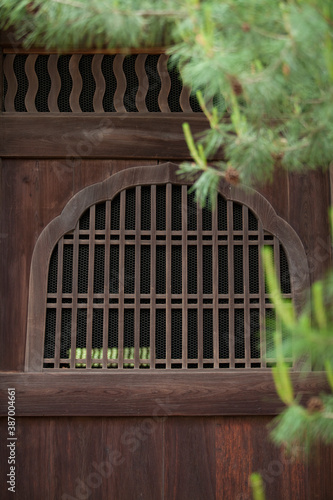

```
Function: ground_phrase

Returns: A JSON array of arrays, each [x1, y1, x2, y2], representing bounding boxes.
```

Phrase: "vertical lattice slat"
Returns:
[[134, 186, 141, 368], [69, 54, 82, 112], [70, 224, 80, 369], [157, 54, 171, 113], [3, 54, 17, 112], [25, 54, 38, 113], [92, 54, 105, 113], [258, 221, 266, 368], [227, 201, 235, 368], [182, 185, 188, 368], [113, 54, 127, 113], [86, 205, 96, 369], [118, 190, 126, 368], [54, 238, 64, 368], [150, 185, 157, 369], [197, 203, 203, 369], [48, 55, 61, 112], [102, 200, 111, 369], [243, 206, 251, 368], [212, 205, 219, 369], [166, 183, 172, 368]]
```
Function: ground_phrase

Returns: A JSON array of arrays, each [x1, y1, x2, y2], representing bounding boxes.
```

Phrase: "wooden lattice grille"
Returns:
[[43, 183, 292, 370], [3, 53, 201, 113]]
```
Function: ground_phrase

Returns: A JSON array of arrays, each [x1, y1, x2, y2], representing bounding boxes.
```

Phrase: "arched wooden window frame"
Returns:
[[25, 162, 310, 374]]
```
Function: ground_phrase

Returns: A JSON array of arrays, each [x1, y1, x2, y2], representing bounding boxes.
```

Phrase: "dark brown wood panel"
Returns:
[[0, 417, 51, 500], [308, 441, 333, 500], [216, 416, 309, 500], [103, 417, 163, 500], [0, 114, 213, 159], [287, 170, 331, 285], [165, 417, 216, 500], [0, 372, 329, 416], [50, 417, 104, 500], [0, 159, 74, 371]]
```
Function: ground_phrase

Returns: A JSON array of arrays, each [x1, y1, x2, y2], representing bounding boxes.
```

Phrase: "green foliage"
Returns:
[[172, 0, 333, 199], [1, 1, 333, 201], [262, 243, 333, 455], [250, 473, 266, 500]]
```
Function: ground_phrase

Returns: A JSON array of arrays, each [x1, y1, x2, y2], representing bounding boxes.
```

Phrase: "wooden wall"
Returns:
[[1, 415, 332, 500]]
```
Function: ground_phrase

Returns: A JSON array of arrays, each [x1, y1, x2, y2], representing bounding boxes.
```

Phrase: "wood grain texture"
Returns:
[[216, 416, 308, 500], [103, 417, 163, 500], [0, 159, 74, 371], [288, 169, 331, 285], [1, 417, 51, 500], [0, 372, 329, 416], [165, 417, 216, 500], [50, 417, 104, 499], [0, 114, 214, 159]]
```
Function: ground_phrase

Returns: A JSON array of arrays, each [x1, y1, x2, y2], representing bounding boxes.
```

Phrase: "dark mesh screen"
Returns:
[[43, 183, 293, 370]]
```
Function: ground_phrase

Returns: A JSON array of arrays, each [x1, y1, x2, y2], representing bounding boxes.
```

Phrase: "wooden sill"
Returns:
[[0, 371, 329, 417]]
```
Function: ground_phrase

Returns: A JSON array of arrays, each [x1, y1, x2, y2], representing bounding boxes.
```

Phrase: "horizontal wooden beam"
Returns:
[[0, 114, 217, 160], [0, 371, 329, 416]]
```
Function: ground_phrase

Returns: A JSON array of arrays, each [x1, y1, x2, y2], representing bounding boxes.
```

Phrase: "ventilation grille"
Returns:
[[3, 54, 201, 113], [43, 184, 292, 370]]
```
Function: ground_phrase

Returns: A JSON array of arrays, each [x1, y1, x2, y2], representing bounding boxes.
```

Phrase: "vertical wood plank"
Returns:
[[3, 54, 17, 112], [51, 417, 104, 500], [287, 170, 331, 285], [69, 54, 83, 112], [103, 416, 164, 500], [165, 417, 216, 500], [13, 417, 51, 500], [216, 416, 308, 500], [47, 54, 61, 112]]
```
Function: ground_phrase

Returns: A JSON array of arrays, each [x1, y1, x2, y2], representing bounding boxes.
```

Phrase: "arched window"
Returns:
[[25, 163, 309, 371]]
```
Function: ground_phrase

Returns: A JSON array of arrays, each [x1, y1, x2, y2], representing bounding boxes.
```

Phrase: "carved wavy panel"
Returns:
[[2, 54, 201, 113]]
